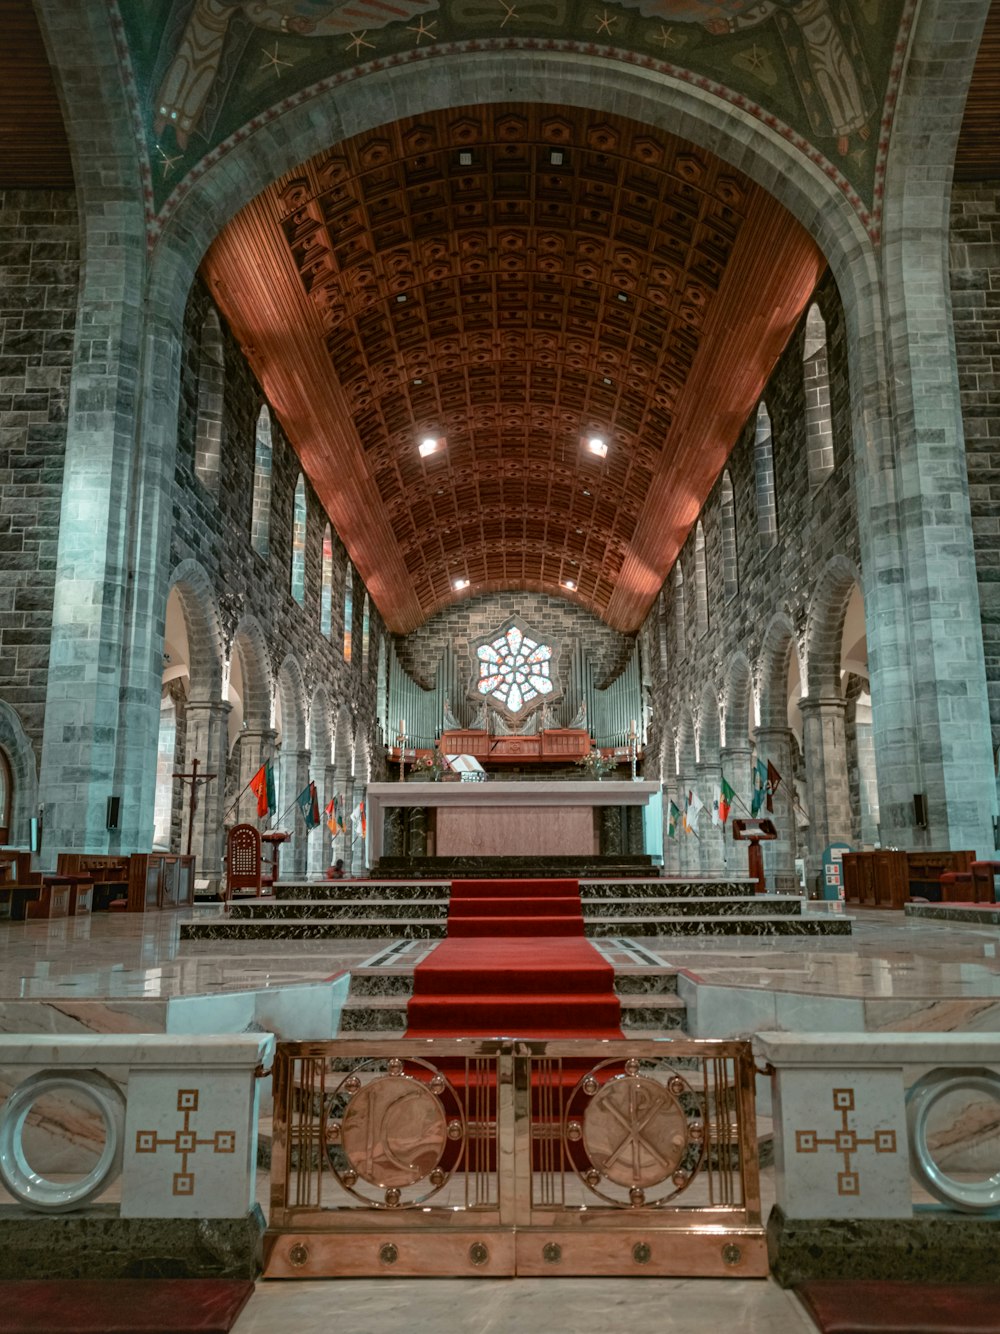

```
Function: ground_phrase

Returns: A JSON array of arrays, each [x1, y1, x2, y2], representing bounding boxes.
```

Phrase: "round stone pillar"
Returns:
[[235, 728, 277, 827], [183, 699, 231, 891], [799, 697, 853, 882], [752, 727, 797, 892], [719, 745, 752, 879]]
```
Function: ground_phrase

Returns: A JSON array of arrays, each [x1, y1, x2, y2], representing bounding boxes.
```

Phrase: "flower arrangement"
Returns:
[[575, 747, 616, 780], [413, 751, 449, 781]]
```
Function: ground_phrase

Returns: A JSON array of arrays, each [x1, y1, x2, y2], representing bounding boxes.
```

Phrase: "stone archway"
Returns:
[[721, 651, 755, 877], [275, 656, 309, 875], [309, 686, 334, 877], [755, 614, 802, 891], [228, 617, 274, 827], [0, 701, 38, 849]]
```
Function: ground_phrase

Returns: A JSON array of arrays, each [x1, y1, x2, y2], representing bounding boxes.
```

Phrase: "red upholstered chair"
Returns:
[[972, 860, 1000, 903], [225, 823, 262, 901]]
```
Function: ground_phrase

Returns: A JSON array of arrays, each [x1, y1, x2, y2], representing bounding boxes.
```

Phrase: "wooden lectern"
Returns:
[[731, 817, 777, 894]]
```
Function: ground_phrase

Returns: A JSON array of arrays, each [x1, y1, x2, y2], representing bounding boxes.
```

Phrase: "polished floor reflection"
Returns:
[[1, 903, 998, 1004]]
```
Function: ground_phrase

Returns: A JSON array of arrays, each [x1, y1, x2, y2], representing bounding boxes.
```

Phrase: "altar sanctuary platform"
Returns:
[[364, 778, 660, 862]]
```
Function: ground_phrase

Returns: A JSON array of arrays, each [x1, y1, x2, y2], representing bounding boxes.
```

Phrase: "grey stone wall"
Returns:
[[645, 270, 861, 871], [170, 280, 387, 826], [950, 182, 1000, 763], [0, 190, 79, 760], [396, 590, 634, 708]]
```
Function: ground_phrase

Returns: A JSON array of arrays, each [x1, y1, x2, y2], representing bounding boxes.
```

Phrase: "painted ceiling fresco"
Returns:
[[118, 0, 911, 237]]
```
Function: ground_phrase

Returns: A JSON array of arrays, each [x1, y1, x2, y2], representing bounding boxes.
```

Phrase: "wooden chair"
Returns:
[[226, 824, 262, 901]]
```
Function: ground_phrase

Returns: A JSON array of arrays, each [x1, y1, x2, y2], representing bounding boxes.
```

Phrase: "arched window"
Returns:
[[720, 470, 738, 602], [803, 303, 834, 487], [290, 474, 306, 605], [251, 405, 273, 558], [754, 401, 777, 550], [0, 747, 12, 845], [361, 593, 370, 677], [343, 564, 354, 662], [195, 308, 224, 496], [320, 524, 333, 637], [673, 564, 686, 658], [694, 521, 709, 637]]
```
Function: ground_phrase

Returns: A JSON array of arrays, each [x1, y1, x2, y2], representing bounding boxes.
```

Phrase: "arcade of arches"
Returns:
[[1, 0, 1000, 1310]]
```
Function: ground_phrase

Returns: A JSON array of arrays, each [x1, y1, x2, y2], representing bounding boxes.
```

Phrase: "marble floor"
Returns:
[[1, 900, 998, 1003], [234, 1275, 817, 1333]]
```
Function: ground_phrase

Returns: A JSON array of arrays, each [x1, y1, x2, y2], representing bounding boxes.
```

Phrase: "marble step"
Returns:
[[374, 855, 656, 878], [582, 895, 803, 918], [337, 992, 686, 1036], [344, 966, 681, 1001], [273, 878, 759, 901], [181, 913, 849, 942], [229, 899, 450, 920]]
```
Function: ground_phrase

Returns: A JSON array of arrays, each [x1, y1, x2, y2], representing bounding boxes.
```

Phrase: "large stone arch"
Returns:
[[804, 555, 863, 701], [230, 617, 272, 733], [722, 651, 754, 751], [696, 682, 721, 764], [275, 656, 307, 754], [757, 614, 802, 734], [0, 701, 39, 848], [166, 559, 224, 703]]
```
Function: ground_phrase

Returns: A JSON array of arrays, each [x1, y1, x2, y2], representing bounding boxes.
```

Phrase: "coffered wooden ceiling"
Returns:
[[204, 105, 824, 633]]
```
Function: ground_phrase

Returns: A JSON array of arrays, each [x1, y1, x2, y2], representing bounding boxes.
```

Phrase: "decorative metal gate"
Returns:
[[264, 1037, 767, 1278]]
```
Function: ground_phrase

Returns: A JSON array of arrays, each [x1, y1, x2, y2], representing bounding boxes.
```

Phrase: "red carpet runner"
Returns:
[[406, 879, 622, 1038]]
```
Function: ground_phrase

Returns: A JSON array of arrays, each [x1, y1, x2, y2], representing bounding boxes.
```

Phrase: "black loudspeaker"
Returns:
[[913, 793, 928, 830], [106, 796, 121, 830]]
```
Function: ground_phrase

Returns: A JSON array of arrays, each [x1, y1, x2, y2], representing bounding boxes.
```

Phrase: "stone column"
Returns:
[[281, 748, 311, 877], [405, 805, 427, 857], [753, 727, 796, 892], [599, 806, 622, 856], [383, 807, 404, 858], [800, 697, 853, 879], [183, 700, 231, 891], [696, 759, 724, 876], [720, 745, 752, 878], [235, 729, 277, 827]]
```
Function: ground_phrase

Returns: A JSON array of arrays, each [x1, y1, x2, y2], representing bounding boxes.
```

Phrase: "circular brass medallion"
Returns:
[[339, 1074, 447, 1188], [582, 1074, 690, 1189]]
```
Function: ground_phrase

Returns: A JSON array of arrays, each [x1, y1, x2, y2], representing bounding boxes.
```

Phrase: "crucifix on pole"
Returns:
[[172, 756, 218, 858]]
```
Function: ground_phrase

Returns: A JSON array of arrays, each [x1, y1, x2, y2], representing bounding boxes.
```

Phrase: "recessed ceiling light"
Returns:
[[453, 577, 470, 590], [563, 579, 576, 591], [458, 151, 473, 166], [582, 488, 591, 496], [603, 377, 613, 385], [550, 149, 564, 166], [616, 292, 629, 303], [419, 436, 439, 457], [587, 436, 608, 458], [413, 378, 423, 385], [396, 293, 407, 303]]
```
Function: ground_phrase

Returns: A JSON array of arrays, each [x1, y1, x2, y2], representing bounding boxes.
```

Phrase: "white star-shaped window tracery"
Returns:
[[476, 626, 554, 714]]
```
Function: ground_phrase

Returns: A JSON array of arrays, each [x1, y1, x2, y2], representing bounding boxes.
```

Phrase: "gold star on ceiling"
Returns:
[[345, 31, 375, 56], [744, 43, 766, 71], [157, 147, 182, 179], [499, 1, 519, 27], [259, 42, 291, 76], [407, 17, 437, 44], [595, 8, 617, 36], [653, 24, 682, 49]]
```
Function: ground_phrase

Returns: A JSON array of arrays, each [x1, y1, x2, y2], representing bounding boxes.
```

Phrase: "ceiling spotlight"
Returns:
[[396, 293, 407, 303], [563, 579, 576, 591], [419, 436, 439, 457], [616, 292, 629, 303], [603, 377, 613, 386], [453, 577, 470, 591], [587, 436, 608, 458], [413, 378, 423, 385]]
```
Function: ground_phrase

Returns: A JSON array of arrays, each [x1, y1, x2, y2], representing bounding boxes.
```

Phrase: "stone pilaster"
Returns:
[[799, 697, 852, 878], [753, 727, 796, 892], [183, 700, 230, 889], [720, 745, 752, 877], [236, 729, 277, 827], [695, 760, 725, 875]]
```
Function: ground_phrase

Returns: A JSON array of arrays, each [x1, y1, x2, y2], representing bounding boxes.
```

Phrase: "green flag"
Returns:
[[667, 800, 680, 838], [719, 776, 736, 825]]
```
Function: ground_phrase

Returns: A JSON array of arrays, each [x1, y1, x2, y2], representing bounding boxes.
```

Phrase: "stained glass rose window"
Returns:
[[476, 624, 554, 714]]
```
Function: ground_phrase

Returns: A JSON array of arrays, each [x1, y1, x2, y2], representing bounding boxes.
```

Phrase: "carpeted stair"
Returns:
[[795, 1279, 1000, 1333], [406, 879, 622, 1039]]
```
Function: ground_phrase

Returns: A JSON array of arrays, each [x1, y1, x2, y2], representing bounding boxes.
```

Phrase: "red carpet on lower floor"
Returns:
[[406, 879, 622, 1038], [795, 1280, 1000, 1333], [2, 1279, 255, 1334]]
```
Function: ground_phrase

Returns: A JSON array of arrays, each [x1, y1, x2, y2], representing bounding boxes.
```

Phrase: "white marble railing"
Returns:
[[755, 1032, 1000, 1219], [0, 1034, 273, 1217]]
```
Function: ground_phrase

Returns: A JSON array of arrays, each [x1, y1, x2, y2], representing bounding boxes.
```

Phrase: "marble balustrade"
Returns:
[[0, 1033, 273, 1219], [755, 1031, 1000, 1222]]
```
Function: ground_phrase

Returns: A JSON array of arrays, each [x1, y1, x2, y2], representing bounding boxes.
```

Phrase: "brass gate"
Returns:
[[264, 1037, 767, 1278]]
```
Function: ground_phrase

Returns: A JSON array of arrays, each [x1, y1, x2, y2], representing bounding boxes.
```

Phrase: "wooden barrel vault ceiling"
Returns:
[[204, 105, 824, 634]]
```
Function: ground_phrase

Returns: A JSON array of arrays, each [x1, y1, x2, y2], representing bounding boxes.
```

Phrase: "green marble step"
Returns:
[[582, 895, 803, 918], [272, 878, 760, 902], [275, 880, 450, 901], [373, 854, 655, 878], [181, 913, 849, 942], [905, 902, 1000, 925], [229, 899, 449, 920]]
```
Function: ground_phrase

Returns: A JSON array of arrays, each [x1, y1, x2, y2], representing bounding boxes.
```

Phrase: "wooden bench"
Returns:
[[56, 854, 130, 910], [0, 850, 42, 919]]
